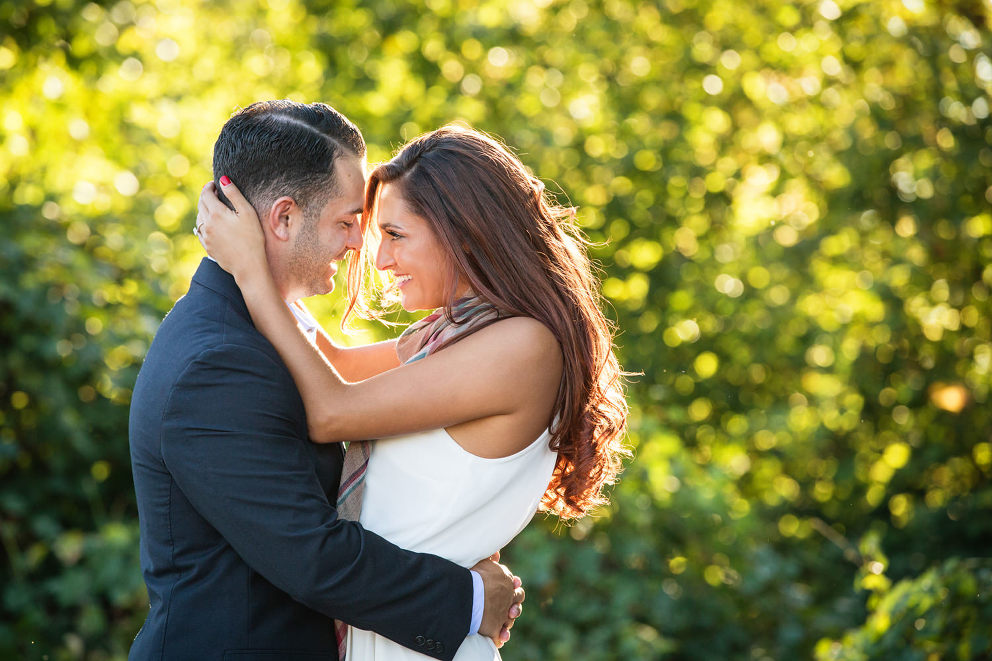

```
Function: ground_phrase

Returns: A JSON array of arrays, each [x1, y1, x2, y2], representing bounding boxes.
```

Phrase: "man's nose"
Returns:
[[346, 223, 363, 252]]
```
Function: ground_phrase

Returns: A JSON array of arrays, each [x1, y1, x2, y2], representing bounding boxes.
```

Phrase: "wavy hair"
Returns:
[[346, 125, 629, 519]]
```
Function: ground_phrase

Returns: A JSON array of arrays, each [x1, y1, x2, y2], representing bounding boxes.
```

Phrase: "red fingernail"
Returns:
[[220, 175, 231, 186]]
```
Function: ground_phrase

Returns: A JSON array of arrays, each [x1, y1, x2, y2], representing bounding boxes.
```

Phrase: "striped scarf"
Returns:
[[396, 295, 502, 364]]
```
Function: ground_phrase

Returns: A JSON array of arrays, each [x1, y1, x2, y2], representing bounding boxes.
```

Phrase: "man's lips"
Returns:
[[327, 253, 349, 274]]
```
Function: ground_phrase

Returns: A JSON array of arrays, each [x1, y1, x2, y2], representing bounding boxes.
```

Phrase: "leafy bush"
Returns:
[[2, 0, 990, 658], [817, 557, 992, 661]]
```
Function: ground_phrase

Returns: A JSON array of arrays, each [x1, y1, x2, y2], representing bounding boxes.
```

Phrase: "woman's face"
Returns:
[[374, 182, 467, 311]]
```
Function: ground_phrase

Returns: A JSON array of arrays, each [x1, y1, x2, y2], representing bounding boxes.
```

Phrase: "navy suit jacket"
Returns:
[[128, 259, 472, 660]]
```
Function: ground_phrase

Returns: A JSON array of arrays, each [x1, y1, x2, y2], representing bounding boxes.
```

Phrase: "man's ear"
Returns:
[[265, 196, 300, 241]]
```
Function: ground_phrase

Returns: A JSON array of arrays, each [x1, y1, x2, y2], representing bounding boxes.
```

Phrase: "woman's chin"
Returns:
[[399, 294, 427, 312]]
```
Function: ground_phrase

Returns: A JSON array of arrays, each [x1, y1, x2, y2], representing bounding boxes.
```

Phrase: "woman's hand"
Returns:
[[195, 178, 267, 283]]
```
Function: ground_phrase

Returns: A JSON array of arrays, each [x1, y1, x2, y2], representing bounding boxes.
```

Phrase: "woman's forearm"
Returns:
[[235, 271, 348, 442]]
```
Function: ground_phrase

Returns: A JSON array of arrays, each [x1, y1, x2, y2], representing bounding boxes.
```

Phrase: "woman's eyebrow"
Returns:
[[378, 221, 402, 230]]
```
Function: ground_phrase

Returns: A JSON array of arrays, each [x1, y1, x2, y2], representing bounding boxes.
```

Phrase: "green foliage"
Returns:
[[816, 558, 992, 660], [2, 0, 990, 658]]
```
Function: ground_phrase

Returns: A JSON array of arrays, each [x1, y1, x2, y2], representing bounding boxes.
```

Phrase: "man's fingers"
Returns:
[[508, 603, 522, 619], [490, 551, 500, 562], [512, 585, 525, 605]]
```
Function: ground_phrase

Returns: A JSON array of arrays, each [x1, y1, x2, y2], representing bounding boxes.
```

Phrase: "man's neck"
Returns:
[[206, 255, 296, 302]]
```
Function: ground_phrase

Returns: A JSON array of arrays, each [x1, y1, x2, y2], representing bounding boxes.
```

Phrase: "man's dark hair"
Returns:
[[212, 100, 366, 221]]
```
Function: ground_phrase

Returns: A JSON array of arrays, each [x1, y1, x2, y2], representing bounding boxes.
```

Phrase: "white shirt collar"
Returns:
[[206, 256, 318, 337]]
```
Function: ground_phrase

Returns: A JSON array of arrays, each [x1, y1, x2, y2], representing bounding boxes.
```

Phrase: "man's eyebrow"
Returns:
[[347, 207, 362, 215]]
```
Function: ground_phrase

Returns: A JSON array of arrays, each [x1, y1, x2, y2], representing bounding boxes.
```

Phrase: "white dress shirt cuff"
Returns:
[[469, 570, 484, 636], [287, 300, 319, 343]]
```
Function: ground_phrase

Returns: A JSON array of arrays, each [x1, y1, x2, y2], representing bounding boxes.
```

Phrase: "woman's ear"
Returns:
[[266, 196, 299, 241]]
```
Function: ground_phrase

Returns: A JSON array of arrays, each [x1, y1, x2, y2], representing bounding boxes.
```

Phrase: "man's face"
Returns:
[[287, 155, 366, 299]]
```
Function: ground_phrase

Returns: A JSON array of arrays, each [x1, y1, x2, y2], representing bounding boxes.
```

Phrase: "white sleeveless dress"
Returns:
[[345, 426, 558, 660]]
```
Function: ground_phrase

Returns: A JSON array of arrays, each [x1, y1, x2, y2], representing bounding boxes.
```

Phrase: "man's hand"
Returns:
[[471, 552, 525, 648]]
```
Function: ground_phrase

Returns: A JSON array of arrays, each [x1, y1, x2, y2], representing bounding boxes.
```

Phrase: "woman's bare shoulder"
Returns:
[[468, 315, 561, 362]]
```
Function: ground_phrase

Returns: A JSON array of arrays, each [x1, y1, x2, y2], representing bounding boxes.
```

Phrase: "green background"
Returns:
[[2, 0, 991, 658]]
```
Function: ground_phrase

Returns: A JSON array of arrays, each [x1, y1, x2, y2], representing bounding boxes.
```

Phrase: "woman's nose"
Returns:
[[375, 240, 393, 271]]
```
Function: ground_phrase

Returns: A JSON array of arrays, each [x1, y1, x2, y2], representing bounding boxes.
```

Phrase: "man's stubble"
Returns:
[[288, 214, 336, 298]]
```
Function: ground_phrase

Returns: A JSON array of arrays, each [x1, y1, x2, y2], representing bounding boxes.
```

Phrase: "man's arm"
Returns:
[[160, 343, 470, 660], [314, 327, 401, 382], [289, 300, 400, 382]]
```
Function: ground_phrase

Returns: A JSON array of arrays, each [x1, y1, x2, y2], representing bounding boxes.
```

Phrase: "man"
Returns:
[[128, 100, 522, 660]]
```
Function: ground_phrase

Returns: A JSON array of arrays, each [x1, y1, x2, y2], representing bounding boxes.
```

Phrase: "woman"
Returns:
[[197, 125, 628, 660]]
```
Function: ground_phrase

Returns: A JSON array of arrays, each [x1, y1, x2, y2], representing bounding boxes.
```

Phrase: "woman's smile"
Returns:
[[373, 183, 460, 311]]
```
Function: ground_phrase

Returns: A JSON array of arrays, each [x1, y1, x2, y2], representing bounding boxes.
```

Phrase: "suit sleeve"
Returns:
[[160, 343, 472, 661]]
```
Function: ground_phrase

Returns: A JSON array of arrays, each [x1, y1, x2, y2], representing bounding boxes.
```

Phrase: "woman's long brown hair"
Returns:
[[346, 125, 629, 519]]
